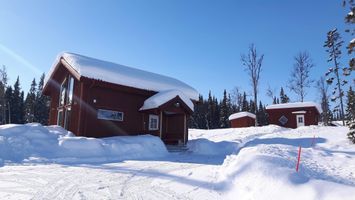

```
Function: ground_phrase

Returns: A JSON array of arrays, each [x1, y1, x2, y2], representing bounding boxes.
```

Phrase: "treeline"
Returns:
[[189, 86, 355, 130], [0, 66, 50, 125], [189, 89, 268, 129]]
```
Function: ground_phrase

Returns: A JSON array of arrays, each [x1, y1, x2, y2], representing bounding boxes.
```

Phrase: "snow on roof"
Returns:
[[228, 112, 256, 120], [266, 102, 322, 113], [139, 90, 194, 111], [44, 52, 199, 101]]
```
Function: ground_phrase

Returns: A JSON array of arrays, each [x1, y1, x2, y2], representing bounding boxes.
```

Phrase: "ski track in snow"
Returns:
[[1, 159, 219, 200]]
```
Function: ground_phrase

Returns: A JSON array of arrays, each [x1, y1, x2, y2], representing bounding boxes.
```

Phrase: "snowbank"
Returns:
[[187, 138, 238, 156], [58, 135, 168, 162], [0, 123, 68, 162], [0, 124, 168, 164], [212, 125, 355, 200]]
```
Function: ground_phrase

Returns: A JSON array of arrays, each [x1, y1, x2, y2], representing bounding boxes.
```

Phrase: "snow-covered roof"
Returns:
[[44, 52, 199, 101], [266, 102, 322, 113], [139, 90, 194, 111], [228, 112, 256, 120]]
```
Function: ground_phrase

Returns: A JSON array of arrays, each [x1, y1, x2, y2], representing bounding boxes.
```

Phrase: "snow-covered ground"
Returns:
[[0, 124, 354, 199]]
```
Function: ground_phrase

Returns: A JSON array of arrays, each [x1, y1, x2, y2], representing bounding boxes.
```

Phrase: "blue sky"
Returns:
[[0, 0, 352, 105]]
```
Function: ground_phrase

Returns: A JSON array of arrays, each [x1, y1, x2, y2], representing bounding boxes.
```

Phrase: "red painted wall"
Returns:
[[230, 116, 255, 128], [44, 62, 191, 144], [266, 107, 320, 128]]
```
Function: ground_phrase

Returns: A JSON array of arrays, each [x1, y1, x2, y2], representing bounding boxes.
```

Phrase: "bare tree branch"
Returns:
[[288, 51, 314, 102], [240, 44, 264, 126]]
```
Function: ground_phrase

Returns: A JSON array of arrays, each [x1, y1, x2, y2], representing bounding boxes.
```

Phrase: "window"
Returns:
[[64, 107, 71, 129], [67, 76, 74, 105], [57, 75, 75, 129], [278, 115, 288, 125], [59, 78, 67, 106], [57, 109, 63, 126], [298, 116, 303, 123], [97, 109, 124, 121], [149, 115, 159, 131]]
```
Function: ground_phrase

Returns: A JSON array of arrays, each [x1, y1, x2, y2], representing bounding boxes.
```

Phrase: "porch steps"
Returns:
[[166, 145, 189, 152]]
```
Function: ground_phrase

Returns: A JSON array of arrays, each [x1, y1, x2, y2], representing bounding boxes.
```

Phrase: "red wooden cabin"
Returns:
[[229, 112, 256, 128], [266, 102, 322, 128], [42, 52, 198, 145]]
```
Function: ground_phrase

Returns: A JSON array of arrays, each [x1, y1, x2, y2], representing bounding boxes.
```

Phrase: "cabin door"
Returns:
[[162, 112, 185, 144], [296, 115, 305, 127]]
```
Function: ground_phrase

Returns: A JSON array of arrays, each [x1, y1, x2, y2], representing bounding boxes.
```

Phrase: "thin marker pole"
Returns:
[[296, 146, 302, 172]]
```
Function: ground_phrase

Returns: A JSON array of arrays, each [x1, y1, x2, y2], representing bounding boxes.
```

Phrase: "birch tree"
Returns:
[[288, 51, 314, 102], [241, 44, 264, 126]]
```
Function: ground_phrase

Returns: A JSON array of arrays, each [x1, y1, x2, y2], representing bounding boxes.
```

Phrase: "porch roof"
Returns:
[[139, 90, 194, 112]]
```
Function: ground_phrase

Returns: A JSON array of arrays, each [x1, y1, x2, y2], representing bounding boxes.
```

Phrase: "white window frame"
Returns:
[[149, 114, 159, 131]]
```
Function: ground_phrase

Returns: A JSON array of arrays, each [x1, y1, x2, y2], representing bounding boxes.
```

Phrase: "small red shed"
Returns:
[[229, 112, 256, 128], [42, 52, 198, 145], [266, 102, 322, 128]]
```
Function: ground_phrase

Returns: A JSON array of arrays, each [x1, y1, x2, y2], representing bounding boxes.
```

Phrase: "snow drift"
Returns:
[[0, 123, 168, 164], [187, 138, 238, 156]]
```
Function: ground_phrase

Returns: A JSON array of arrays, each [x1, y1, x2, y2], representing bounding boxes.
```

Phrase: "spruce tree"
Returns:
[[348, 120, 355, 143], [249, 99, 255, 114], [212, 97, 220, 128], [345, 86, 355, 121], [257, 101, 268, 126], [343, 0, 355, 70], [242, 92, 249, 111], [317, 77, 332, 125], [279, 87, 290, 103], [24, 78, 37, 123], [4, 86, 12, 124], [34, 73, 50, 125], [219, 90, 230, 128], [189, 95, 202, 128], [9, 77, 25, 124], [324, 28, 350, 125], [206, 91, 213, 129], [346, 86, 355, 143]]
